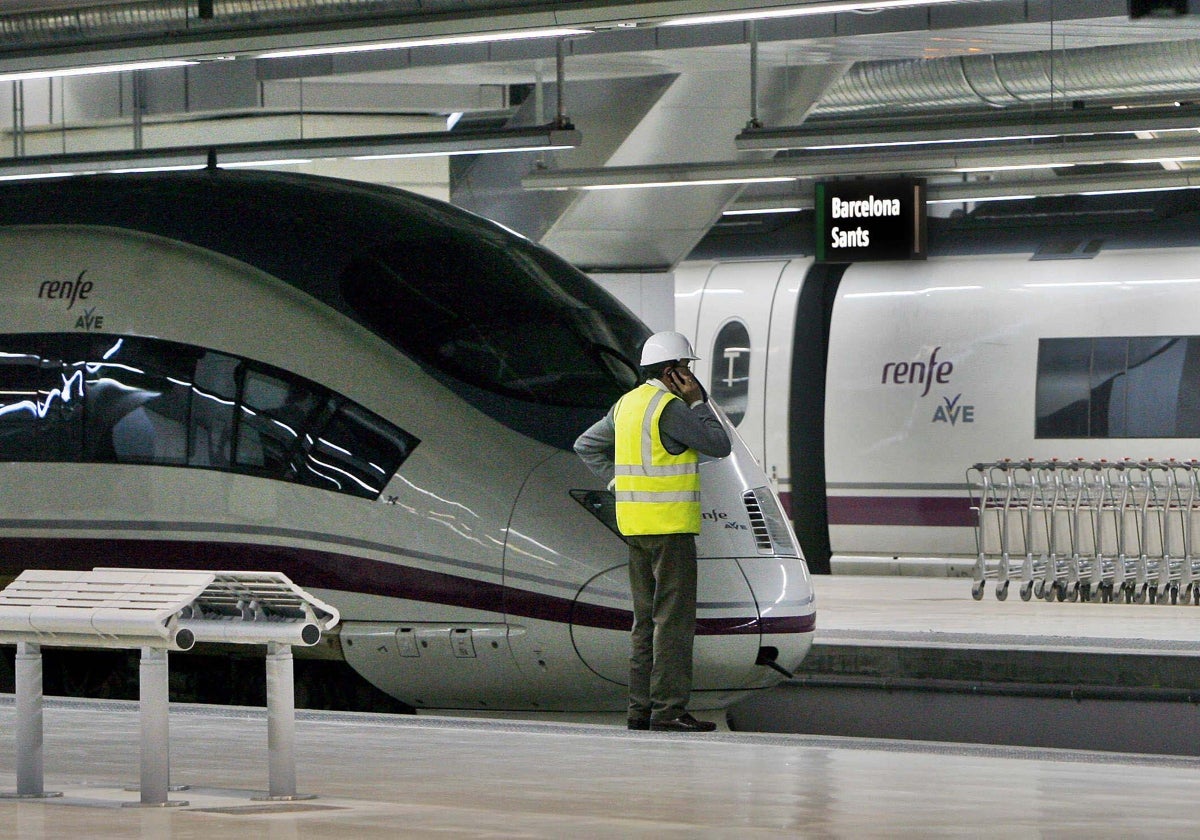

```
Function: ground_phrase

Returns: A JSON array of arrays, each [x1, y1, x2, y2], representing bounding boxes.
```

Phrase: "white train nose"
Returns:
[[569, 559, 765, 690]]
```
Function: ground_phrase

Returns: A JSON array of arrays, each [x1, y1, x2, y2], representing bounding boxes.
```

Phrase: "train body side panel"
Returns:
[[826, 247, 1200, 563]]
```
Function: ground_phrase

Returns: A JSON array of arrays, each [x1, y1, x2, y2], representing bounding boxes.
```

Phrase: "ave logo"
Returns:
[[932, 393, 975, 426], [38, 270, 106, 330], [75, 307, 104, 331]]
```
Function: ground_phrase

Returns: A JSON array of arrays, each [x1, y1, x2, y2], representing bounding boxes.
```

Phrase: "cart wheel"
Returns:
[[1020, 581, 1033, 602], [1170, 585, 1179, 606], [996, 581, 1009, 602], [1135, 584, 1148, 605], [1034, 580, 1045, 599], [1066, 583, 1079, 603], [972, 580, 984, 600], [1080, 583, 1092, 603], [1055, 582, 1066, 602]]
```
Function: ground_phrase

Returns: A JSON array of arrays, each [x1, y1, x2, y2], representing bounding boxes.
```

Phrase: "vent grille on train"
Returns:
[[743, 487, 799, 557]]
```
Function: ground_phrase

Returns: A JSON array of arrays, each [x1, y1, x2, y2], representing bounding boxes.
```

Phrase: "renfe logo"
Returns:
[[39, 270, 92, 309], [880, 346, 953, 398]]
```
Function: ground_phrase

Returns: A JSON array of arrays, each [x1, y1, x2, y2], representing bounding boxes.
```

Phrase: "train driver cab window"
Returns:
[[339, 229, 644, 409], [710, 320, 751, 427]]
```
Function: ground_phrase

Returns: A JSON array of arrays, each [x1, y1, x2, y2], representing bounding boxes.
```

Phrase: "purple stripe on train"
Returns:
[[826, 495, 975, 527], [0, 537, 814, 636]]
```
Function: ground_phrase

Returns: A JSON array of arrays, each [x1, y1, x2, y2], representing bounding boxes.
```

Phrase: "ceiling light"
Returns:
[[0, 126, 580, 182], [722, 206, 806, 215], [524, 135, 1200, 190], [662, 0, 970, 27], [577, 175, 795, 191], [718, 171, 1200, 212], [0, 59, 197, 84], [925, 171, 1200, 203], [258, 27, 591, 60], [216, 159, 314, 169], [735, 104, 1200, 152], [953, 163, 1076, 173]]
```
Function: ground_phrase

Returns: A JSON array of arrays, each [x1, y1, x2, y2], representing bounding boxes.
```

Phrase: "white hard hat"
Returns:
[[639, 331, 700, 367]]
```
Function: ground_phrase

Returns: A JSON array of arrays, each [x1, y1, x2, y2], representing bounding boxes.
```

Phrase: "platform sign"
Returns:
[[815, 178, 927, 263]]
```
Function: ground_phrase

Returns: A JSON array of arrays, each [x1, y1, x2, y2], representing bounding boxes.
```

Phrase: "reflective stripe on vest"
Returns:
[[613, 383, 701, 536]]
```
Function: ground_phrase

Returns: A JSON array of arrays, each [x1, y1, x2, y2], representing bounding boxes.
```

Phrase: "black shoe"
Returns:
[[650, 713, 717, 733], [627, 718, 651, 730]]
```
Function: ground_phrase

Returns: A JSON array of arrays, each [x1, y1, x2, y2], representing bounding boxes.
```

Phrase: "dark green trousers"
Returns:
[[626, 533, 697, 722]]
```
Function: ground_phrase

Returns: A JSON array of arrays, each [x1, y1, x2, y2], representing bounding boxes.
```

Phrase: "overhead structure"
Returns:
[[0, 125, 581, 180], [2, 1, 1200, 268]]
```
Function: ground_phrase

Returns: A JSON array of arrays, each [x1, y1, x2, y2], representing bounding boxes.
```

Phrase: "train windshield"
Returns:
[[340, 227, 646, 408]]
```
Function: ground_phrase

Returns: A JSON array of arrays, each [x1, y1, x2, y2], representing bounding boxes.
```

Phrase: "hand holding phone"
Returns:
[[665, 366, 701, 403]]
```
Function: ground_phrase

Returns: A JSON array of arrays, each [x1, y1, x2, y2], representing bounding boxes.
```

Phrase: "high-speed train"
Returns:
[[0, 168, 813, 712], [678, 194, 1200, 575]]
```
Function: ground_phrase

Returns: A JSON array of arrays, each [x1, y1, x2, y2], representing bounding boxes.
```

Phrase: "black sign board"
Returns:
[[815, 179, 927, 263], [1129, 0, 1193, 17]]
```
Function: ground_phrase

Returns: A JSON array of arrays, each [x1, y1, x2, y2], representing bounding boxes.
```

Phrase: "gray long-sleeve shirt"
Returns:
[[573, 379, 732, 486]]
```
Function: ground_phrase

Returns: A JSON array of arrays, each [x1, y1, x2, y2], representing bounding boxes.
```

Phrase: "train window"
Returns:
[[1037, 336, 1200, 439], [236, 368, 327, 479], [710, 320, 751, 427], [1036, 339, 1091, 437], [339, 232, 644, 408], [83, 336, 196, 466], [305, 403, 418, 499], [0, 333, 417, 500], [0, 340, 82, 461], [189, 351, 239, 468]]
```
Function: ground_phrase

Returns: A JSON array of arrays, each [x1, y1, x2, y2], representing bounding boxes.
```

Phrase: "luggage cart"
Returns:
[[1178, 461, 1200, 605], [969, 460, 1038, 601], [1061, 459, 1103, 603], [1121, 460, 1179, 605], [1032, 460, 1075, 603], [1150, 460, 1187, 604], [967, 457, 1200, 607], [1101, 460, 1140, 602], [1089, 460, 1125, 603], [970, 461, 1017, 601]]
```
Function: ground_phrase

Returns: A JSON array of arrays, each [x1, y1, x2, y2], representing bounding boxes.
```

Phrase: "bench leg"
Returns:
[[1, 642, 60, 799], [257, 642, 314, 801], [127, 647, 186, 808]]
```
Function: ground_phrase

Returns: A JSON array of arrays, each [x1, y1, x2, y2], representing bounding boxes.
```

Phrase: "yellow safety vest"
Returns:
[[613, 382, 701, 536]]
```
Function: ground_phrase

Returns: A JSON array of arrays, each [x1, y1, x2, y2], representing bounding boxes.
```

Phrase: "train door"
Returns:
[[691, 261, 789, 467], [788, 262, 847, 574]]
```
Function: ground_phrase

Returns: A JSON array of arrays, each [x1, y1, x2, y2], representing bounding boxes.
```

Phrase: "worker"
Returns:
[[574, 330, 731, 732]]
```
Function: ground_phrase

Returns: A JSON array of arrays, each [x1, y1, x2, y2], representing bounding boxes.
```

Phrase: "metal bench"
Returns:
[[0, 568, 339, 806]]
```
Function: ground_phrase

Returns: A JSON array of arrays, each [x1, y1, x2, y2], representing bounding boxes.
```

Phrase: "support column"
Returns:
[[257, 642, 313, 801], [128, 647, 186, 808], [1, 642, 60, 799]]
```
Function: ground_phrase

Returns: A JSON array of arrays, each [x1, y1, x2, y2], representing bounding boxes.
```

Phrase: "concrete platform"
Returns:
[[725, 575, 1200, 754], [800, 575, 1200, 691], [812, 575, 1200, 656], [5, 697, 1200, 838]]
